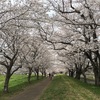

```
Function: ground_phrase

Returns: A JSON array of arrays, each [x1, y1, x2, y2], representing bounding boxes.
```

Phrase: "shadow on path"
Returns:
[[10, 78, 51, 100]]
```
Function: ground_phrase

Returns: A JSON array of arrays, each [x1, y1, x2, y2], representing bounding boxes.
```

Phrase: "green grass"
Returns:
[[0, 75, 5, 92], [0, 74, 43, 100], [39, 75, 100, 100]]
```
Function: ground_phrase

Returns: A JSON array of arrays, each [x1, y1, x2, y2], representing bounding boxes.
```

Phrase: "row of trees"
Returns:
[[43, 0, 100, 85], [0, 0, 52, 93], [1, 0, 100, 93], [32, 0, 100, 85]]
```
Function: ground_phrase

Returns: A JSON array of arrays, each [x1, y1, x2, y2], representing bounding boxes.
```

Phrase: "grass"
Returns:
[[0, 74, 43, 100], [39, 75, 100, 100]]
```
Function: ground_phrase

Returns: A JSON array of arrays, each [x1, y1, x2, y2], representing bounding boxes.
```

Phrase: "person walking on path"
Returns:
[[49, 73, 54, 80]]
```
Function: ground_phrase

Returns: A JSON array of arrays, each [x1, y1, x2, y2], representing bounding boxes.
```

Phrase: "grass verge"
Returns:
[[39, 75, 100, 100]]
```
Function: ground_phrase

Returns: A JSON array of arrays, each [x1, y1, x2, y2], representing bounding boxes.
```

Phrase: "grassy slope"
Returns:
[[40, 75, 100, 100], [0, 74, 42, 100]]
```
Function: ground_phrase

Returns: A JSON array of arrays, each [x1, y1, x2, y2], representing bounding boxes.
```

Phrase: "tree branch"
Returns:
[[11, 65, 22, 76]]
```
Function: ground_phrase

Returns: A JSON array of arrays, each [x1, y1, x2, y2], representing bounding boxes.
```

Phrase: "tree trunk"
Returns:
[[34, 67, 39, 80], [85, 49, 100, 85], [70, 69, 74, 77], [44, 71, 46, 77], [69, 70, 74, 77], [75, 71, 81, 80], [68, 70, 71, 77], [41, 70, 46, 78], [94, 74, 100, 86], [74, 63, 82, 80], [42, 72, 44, 78], [94, 68, 100, 86], [36, 71, 39, 80], [68, 69, 73, 77], [28, 68, 32, 83], [3, 69, 11, 93]]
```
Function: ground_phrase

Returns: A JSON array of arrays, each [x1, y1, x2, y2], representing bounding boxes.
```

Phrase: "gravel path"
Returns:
[[9, 78, 51, 100]]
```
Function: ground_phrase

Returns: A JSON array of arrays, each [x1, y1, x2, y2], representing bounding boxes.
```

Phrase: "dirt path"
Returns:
[[9, 78, 51, 100]]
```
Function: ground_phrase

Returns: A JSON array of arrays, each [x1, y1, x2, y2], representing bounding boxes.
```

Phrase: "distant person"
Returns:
[[49, 73, 51, 78], [49, 73, 52, 80], [49, 73, 54, 80]]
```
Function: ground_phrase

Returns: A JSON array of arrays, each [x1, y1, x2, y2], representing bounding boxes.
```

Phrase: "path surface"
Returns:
[[9, 78, 51, 100]]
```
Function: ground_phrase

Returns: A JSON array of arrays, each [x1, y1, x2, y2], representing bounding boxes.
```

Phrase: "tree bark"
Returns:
[[42, 72, 44, 78], [36, 71, 39, 80], [93, 67, 100, 86], [35, 67, 39, 80], [28, 68, 32, 83], [85, 51, 100, 85], [68, 69, 74, 77], [3, 69, 11, 93], [75, 63, 82, 80], [75, 67, 81, 80], [75, 71, 81, 80]]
